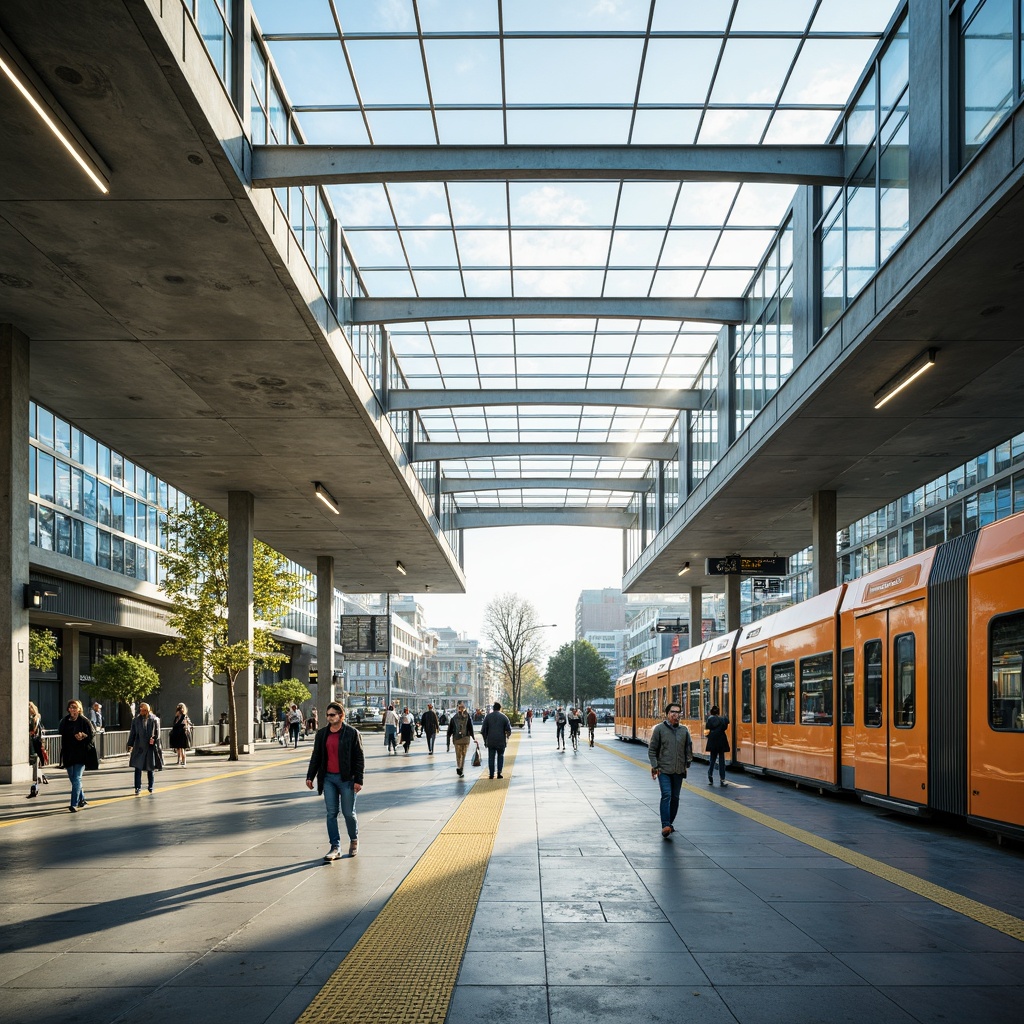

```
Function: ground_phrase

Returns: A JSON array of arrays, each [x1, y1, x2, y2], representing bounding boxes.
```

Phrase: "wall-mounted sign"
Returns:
[[339, 615, 390, 659], [705, 556, 789, 576]]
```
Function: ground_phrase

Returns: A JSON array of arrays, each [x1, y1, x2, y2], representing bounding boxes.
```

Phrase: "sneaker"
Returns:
[[69, 806, 77, 813], [489, 774, 494, 779], [457, 768, 464, 777], [78, 799, 88, 808], [720, 780, 728, 787], [348, 840, 358, 857], [26, 788, 38, 799], [661, 825, 672, 839], [134, 788, 140, 795], [708, 778, 714, 786], [323, 848, 341, 862], [497, 773, 503, 779]]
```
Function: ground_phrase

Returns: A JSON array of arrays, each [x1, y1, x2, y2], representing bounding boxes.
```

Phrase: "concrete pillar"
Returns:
[[62, 627, 79, 710], [688, 585, 702, 650], [812, 490, 838, 596], [724, 573, 742, 634], [791, 185, 817, 362], [716, 324, 736, 458], [0, 326, 31, 784], [316, 555, 335, 727], [655, 461, 665, 531], [908, 0, 944, 227], [678, 410, 691, 504], [228, 490, 255, 753]]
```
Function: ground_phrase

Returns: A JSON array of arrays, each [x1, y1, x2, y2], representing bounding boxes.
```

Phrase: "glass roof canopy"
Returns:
[[254, 0, 899, 516]]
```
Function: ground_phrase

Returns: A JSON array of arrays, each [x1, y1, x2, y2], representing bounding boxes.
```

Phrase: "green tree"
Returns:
[[544, 640, 613, 708], [158, 501, 304, 760], [259, 678, 312, 717], [28, 628, 59, 672], [515, 663, 548, 710], [626, 653, 644, 671], [484, 593, 552, 724], [89, 652, 160, 720]]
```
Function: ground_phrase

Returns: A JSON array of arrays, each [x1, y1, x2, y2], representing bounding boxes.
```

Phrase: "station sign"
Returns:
[[340, 614, 390, 658], [705, 556, 789, 576], [752, 577, 784, 594]]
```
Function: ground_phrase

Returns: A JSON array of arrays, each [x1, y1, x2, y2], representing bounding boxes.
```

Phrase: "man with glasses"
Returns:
[[306, 702, 364, 861], [648, 703, 693, 840]]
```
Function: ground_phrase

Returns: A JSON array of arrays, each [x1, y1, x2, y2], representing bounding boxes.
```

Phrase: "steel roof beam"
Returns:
[[453, 509, 636, 530], [414, 441, 677, 460], [354, 296, 744, 325], [251, 144, 845, 187], [389, 388, 708, 411], [440, 476, 651, 493]]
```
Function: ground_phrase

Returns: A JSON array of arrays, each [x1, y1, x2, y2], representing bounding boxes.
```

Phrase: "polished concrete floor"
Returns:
[[1, 721, 1023, 1024]]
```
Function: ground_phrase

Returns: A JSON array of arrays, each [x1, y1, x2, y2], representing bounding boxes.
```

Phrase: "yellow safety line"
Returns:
[[297, 736, 519, 1024], [598, 741, 1024, 944], [0, 755, 307, 829]]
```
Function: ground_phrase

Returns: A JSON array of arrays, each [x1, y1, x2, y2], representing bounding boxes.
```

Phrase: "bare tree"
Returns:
[[483, 593, 551, 723]]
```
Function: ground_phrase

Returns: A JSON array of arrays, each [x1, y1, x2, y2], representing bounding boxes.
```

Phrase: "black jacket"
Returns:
[[446, 712, 475, 744], [306, 723, 365, 794], [704, 714, 731, 754], [421, 710, 440, 735], [58, 714, 94, 767]]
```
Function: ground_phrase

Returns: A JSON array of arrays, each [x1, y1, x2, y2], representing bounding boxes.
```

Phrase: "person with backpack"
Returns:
[[704, 704, 731, 787], [586, 706, 598, 747], [554, 706, 567, 751]]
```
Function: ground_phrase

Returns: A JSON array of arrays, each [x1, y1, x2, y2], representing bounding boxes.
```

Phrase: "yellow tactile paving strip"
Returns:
[[599, 740, 1024, 944], [297, 736, 518, 1024]]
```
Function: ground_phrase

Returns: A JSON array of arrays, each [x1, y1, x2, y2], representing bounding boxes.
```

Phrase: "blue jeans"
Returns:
[[66, 763, 85, 807], [658, 771, 684, 828], [425, 731, 436, 753], [323, 774, 358, 849], [487, 746, 505, 776], [708, 751, 727, 782], [289, 723, 301, 747], [384, 725, 397, 751], [134, 768, 155, 791]]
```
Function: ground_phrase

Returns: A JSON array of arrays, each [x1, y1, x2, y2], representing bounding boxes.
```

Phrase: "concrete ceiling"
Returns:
[[0, 1, 464, 593]]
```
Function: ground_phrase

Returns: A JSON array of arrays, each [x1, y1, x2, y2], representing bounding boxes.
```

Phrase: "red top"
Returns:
[[326, 729, 341, 773]]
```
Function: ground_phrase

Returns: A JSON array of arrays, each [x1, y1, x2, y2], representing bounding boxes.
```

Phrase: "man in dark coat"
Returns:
[[704, 704, 731, 787], [306, 703, 365, 860], [420, 703, 440, 755], [480, 701, 512, 779]]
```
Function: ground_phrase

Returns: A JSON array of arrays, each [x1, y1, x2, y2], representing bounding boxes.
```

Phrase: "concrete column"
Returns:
[[812, 489, 838, 596], [688, 585, 702, 651], [0, 326, 31, 784], [233, 0, 253, 135], [724, 573, 742, 634], [908, 0, 944, 226], [716, 325, 736, 458], [678, 411, 691, 503], [791, 185, 817, 362], [228, 490, 254, 753], [62, 627, 79, 710], [316, 555, 335, 727]]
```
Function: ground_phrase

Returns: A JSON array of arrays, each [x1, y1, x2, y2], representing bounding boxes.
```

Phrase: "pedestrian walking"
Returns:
[[480, 701, 512, 779], [586, 706, 598, 747], [169, 702, 193, 766], [27, 701, 49, 799], [126, 702, 163, 795], [554, 705, 567, 750], [567, 706, 582, 751], [525, 707, 533, 736], [88, 701, 104, 731], [446, 700, 478, 777], [705, 704, 730, 786], [400, 707, 415, 753], [648, 703, 693, 839], [57, 699, 96, 812], [383, 704, 399, 754], [306, 703, 364, 860], [421, 703, 440, 754], [286, 704, 303, 747]]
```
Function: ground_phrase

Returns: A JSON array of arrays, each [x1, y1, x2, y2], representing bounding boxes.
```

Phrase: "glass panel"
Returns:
[[962, 0, 1014, 160], [990, 611, 1024, 730], [893, 632, 916, 727], [756, 665, 767, 723], [864, 638, 883, 727], [771, 661, 796, 724], [800, 653, 834, 725], [741, 668, 752, 722], [841, 648, 855, 725]]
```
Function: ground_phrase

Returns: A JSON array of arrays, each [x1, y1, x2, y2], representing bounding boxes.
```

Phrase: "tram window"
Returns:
[[772, 661, 796, 724], [713, 675, 719, 709], [721, 672, 730, 717], [756, 666, 767, 723], [800, 653, 833, 725], [671, 684, 681, 708], [893, 633, 916, 728], [989, 612, 1024, 731], [702, 678, 711, 719], [652, 688, 659, 719], [840, 648, 854, 726], [864, 639, 883, 727], [688, 681, 700, 719], [741, 669, 752, 722]]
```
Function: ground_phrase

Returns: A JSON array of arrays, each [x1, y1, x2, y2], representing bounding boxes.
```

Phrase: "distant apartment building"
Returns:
[[423, 628, 494, 710]]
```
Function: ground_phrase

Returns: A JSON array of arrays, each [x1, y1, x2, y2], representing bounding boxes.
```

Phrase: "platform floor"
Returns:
[[1, 721, 1023, 1024]]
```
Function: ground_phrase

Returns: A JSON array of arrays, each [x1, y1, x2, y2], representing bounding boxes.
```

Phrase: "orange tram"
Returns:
[[615, 511, 1024, 838]]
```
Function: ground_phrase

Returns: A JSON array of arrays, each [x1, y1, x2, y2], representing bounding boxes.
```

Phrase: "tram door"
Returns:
[[854, 601, 927, 804], [737, 645, 768, 767]]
